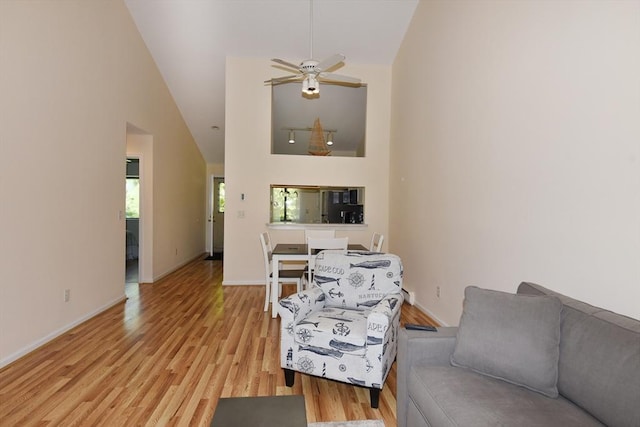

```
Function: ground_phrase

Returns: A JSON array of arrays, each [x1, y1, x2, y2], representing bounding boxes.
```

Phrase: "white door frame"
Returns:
[[126, 154, 144, 282], [208, 174, 225, 255], [126, 123, 154, 283]]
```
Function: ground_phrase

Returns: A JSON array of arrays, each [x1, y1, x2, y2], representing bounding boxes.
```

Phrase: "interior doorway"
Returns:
[[208, 176, 225, 260], [125, 157, 140, 284], [126, 123, 153, 285]]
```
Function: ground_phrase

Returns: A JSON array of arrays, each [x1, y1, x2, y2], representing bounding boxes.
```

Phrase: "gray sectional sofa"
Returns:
[[397, 282, 640, 427]]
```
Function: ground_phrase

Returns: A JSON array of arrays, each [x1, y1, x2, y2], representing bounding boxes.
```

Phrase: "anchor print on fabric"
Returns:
[[332, 322, 350, 336], [299, 294, 310, 304], [328, 288, 344, 298], [365, 358, 374, 372]]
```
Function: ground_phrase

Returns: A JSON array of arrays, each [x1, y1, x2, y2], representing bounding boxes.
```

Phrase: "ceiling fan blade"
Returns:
[[271, 58, 301, 72], [264, 74, 303, 84], [315, 54, 345, 72], [318, 72, 361, 84]]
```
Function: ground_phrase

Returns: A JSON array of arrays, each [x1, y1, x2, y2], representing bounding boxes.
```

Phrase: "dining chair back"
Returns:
[[306, 237, 348, 284], [369, 233, 384, 252], [260, 232, 305, 312], [304, 229, 335, 240]]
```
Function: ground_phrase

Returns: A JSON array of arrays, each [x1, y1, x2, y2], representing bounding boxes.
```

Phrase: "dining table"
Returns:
[[270, 243, 368, 318]]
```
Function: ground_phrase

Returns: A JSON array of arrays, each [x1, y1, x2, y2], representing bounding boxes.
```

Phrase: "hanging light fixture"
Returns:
[[302, 75, 319, 95], [288, 130, 296, 144], [326, 131, 334, 146]]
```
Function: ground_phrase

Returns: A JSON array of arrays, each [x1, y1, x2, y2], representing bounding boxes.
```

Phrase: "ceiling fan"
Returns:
[[264, 0, 361, 95]]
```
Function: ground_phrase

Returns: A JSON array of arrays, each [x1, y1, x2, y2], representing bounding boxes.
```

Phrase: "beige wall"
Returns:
[[223, 57, 391, 284], [391, 0, 640, 325], [0, 0, 206, 366]]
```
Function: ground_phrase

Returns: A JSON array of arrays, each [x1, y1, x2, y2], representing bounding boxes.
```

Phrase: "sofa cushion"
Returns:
[[407, 365, 603, 427], [293, 306, 370, 355], [313, 251, 403, 310], [451, 286, 562, 398], [518, 282, 640, 427]]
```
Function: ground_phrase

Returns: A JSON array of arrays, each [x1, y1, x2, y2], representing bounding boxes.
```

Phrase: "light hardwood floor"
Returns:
[[0, 256, 436, 427]]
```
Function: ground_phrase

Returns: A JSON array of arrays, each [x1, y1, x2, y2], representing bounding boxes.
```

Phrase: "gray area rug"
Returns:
[[309, 421, 384, 427]]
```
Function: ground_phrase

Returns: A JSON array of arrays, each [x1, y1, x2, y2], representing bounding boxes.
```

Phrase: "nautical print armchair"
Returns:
[[278, 250, 403, 408]]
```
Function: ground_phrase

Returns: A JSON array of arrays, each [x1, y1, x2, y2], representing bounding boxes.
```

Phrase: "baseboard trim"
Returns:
[[0, 294, 127, 369], [153, 252, 207, 283], [402, 288, 416, 305], [222, 280, 265, 286], [414, 301, 449, 327]]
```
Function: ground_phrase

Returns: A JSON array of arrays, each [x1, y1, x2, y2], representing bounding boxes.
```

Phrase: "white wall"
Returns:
[[223, 57, 392, 284], [390, 0, 640, 325], [0, 0, 206, 366]]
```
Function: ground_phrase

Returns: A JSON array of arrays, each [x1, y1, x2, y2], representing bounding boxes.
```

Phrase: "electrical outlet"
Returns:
[[436, 286, 441, 299], [64, 289, 70, 302]]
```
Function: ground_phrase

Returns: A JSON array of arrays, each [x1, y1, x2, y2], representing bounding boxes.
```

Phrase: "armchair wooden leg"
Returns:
[[284, 369, 295, 387], [369, 388, 380, 408]]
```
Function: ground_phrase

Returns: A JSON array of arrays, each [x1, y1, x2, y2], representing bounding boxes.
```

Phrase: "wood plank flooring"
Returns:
[[0, 256, 437, 427]]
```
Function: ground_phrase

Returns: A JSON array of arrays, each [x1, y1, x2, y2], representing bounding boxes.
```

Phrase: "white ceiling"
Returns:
[[124, 0, 419, 164]]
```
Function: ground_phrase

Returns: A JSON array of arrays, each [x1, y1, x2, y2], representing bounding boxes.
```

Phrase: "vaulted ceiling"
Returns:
[[124, 0, 419, 164]]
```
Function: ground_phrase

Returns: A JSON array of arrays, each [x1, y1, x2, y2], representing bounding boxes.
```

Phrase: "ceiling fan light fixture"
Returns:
[[302, 75, 319, 94]]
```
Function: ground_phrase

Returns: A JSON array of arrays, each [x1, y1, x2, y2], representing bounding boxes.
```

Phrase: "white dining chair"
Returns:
[[306, 237, 348, 284], [369, 233, 384, 252], [304, 229, 335, 240], [260, 232, 305, 312]]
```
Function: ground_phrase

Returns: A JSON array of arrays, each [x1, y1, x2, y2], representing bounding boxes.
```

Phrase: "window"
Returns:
[[217, 182, 225, 213], [270, 185, 365, 224], [271, 187, 301, 222], [125, 178, 140, 219]]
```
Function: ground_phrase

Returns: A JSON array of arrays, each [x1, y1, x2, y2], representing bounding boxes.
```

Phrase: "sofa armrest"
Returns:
[[397, 326, 458, 427], [278, 287, 326, 324], [364, 293, 404, 385], [367, 293, 404, 336]]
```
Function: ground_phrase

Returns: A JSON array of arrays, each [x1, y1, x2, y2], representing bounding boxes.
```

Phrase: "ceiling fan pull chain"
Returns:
[[309, 0, 313, 60]]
